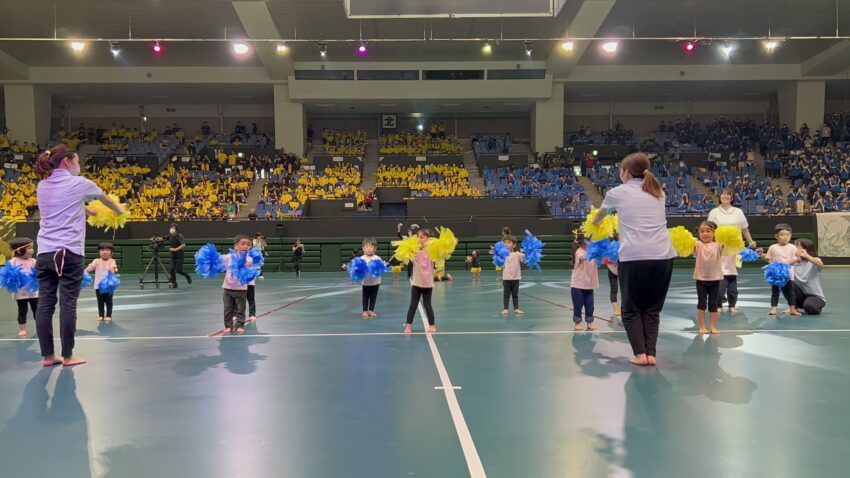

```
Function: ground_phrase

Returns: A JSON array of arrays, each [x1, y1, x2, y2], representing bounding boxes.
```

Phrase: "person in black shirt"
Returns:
[[292, 239, 305, 278], [168, 223, 192, 287]]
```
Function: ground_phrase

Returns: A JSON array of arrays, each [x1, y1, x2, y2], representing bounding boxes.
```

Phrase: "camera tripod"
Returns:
[[139, 249, 173, 289]]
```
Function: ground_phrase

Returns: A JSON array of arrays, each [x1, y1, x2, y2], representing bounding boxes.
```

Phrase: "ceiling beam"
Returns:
[[546, 0, 616, 79], [801, 40, 850, 77], [0, 48, 29, 80], [232, 1, 293, 81]]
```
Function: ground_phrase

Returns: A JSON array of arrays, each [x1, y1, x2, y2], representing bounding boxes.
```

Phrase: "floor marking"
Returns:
[[5, 328, 850, 343], [520, 292, 614, 323], [417, 303, 486, 478], [208, 294, 314, 336], [435, 386, 463, 390]]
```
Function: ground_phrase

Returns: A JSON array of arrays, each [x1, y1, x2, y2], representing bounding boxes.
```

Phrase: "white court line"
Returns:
[[4, 328, 850, 342], [417, 303, 486, 478]]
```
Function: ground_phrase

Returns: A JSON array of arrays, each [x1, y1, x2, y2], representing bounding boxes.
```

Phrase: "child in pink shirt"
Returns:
[[85, 242, 118, 322], [8, 237, 38, 337], [571, 234, 600, 331], [404, 229, 436, 334], [760, 223, 800, 316], [501, 235, 526, 317], [693, 221, 723, 334]]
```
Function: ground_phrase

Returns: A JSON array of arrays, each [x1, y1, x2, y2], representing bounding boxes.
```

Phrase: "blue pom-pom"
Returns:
[[739, 248, 760, 262], [492, 241, 510, 267], [367, 259, 390, 278], [605, 240, 620, 264], [228, 250, 261, 285], [585, 239, 610, 266], [248, 247, 265, 268], [763, 262, 791, 287], [0, 263, 27, 294], [521, 230, 546, 272], [82, 271, 94, 288], [97, 271, 121, 294], [22, 270, 39, 293], [194, 243, 226, 279], [348, 257, 369, 281]]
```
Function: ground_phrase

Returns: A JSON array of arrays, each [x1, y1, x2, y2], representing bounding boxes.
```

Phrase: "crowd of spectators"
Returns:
[[379, 132, 463, 155], [482, 165, 589, 218], [471, 133, 512, 154], [567, 123, 637, 146], [321, 129, 367, 156], [375, 164, 479, 197]]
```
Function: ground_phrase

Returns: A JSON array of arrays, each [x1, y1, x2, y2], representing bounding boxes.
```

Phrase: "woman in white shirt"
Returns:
[[593, 153, 677, 366], [706, 188, 757, 314]]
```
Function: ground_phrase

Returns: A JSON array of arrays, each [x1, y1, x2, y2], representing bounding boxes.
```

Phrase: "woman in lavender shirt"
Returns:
[[34, 145, 124, 367], [593, 153, 677, 366]]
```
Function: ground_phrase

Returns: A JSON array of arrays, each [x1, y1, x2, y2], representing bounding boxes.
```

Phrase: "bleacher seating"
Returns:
[[472, 133, 513, 154], [566, 124, 637, 146], [256, 163, 363, 219], [321, 129, 367, 156], [379, 131, 463, 155], [482, 166, 589, 218], [375, 164, 479, 197]]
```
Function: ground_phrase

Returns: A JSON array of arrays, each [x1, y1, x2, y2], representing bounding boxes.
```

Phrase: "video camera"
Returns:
[[146, 235, 167, 253]]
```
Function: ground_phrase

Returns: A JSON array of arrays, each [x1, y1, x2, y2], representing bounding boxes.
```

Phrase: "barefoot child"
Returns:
[[760, 223, 799, 316], [501, 235, 525, 317], [86, 242, 118, 322], [7, 237, 38, 337], [360, 238, 385, 318], [693, 221, 723, 334], [466, 250, 481, 281], [389, 256, 402, 283], [571, 233, 599, 330], [404, 229, 436, 334], [222, 234, 255, 334]]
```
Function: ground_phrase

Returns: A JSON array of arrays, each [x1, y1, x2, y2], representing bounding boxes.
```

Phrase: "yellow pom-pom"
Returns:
[[668, 226, 697, 257], [582, 206, 618, 240], [427, 227, 458, 262], [715, 225, 745, 254], [391, 236, 420, 264], [86, 194, 129, 232]]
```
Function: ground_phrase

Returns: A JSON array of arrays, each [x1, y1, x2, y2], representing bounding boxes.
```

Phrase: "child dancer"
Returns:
[[606, 233, 621, 319], [8, 237, 38, 337], [222, 234, 255, 334], [694, 221, 723, 334], [466, 250, 481, 281], [434, 259, 453, 282], [404, 229, 436, 334], [360, 238, 385, 318], [490, 227, 512, 281], [86, 242, 118, 322], [501, 235, 525, 317], [389, 256, 402, 283], [570, 233, 599, 330], [760, 223, 800, 316]]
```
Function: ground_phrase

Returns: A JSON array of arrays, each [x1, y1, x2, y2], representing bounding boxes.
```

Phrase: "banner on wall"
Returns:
[[816, 212, 850, 258]]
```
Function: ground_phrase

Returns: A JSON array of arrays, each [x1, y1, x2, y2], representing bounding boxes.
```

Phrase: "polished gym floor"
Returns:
[[0, 267, 848, 478]]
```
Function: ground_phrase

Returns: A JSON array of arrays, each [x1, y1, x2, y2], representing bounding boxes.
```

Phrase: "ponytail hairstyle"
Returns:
[[572, 231, 586, 259], [35, 144, 74, 179], [621, 152, 663, 199]]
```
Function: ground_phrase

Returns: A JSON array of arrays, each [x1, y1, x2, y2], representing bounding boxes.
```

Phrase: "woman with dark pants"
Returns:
[[707, 189, 757, 314], [291, 239, 304, 278], [168, 223, 192, 287], [790, 238, 826, 315], [593, 153, 677, 366], [34, 145, 124, 367]]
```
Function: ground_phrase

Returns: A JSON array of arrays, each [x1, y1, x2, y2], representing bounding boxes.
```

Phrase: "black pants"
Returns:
[[717, 275, 738, 308], [35, 249, 85, 358], [502, 280, 519, 309], [406, 286, 435, 325], [223, 289, 247, 328], [362, 284, 380, 311], [771, 282, 795, 307], [791, 283, 825, 315], [292, 257, 302, 276], [247, 285, 256, 317], [571, 288, 595, 323], [608, 269, 619, 303], [406, 262, 413, 279], [95, 290, 114, 317], [170, 253, 191, 285], [619, 259, 674, 357], [696, 280, 720, 312], [16, 298, 38, 325]]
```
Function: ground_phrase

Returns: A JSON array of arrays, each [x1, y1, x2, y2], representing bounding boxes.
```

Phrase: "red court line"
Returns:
[[520, 292, 614, 323], [208, 293, 315, 337]]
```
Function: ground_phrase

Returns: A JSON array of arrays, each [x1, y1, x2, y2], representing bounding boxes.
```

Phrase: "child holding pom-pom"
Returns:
[[466, 250, 481, 281], [759, 223, 799, 316], [570, 233, 599, 330], [8, 238, 38, 337], [501, 235, 525, 317], [222, 235, 255, 334], [360, 238, 386, 318], [85, 242, 118, 322], [404, 229, 437, 334], [693, 222, 723, 334]]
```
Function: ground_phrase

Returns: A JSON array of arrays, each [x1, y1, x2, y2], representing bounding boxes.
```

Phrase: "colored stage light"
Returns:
[[152, 41, 163, 55]]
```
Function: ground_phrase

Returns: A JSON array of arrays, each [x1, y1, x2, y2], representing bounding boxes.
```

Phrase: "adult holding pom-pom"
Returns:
[[33, 144, 125, 367], [592, 153, 676, 366], [707, 189, 757, 314]]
